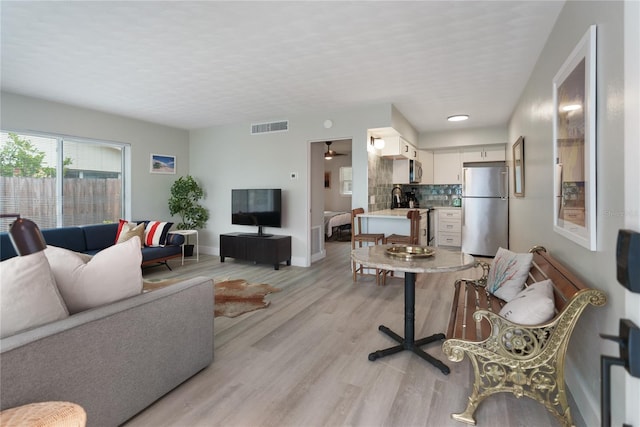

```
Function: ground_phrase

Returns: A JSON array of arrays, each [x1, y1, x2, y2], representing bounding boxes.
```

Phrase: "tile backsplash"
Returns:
[[365, 155, 463, 211], [402, 184, 462, 207], [367, 155, 394, 211]]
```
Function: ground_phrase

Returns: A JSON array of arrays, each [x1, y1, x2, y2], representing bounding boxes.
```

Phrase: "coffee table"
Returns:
[[351, 244, 474, 374]]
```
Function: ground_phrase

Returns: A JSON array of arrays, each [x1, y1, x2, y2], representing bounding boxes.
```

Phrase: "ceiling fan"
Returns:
[[324, 141, 346, 159]]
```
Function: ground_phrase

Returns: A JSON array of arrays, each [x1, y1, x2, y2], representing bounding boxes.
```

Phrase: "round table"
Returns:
[[351, 244, 475, 374]]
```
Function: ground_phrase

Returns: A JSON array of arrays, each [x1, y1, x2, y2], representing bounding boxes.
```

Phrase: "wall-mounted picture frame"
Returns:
[[324, 171, 331, 188], [150, 153, 176, 174], [513, 136, 525, 197], [552, 25, 597, 251]]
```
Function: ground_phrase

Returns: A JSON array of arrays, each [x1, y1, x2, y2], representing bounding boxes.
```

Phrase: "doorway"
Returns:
[[309, 138, 353, 263]]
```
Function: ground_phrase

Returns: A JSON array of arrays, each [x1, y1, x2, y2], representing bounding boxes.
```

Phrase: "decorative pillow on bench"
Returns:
[[486, 247, 533, 302], [499, 279, 556, 325]]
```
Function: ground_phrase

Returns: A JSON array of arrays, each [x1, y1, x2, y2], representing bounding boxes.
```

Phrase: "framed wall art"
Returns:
[[513, 136, 525, 197], [552, 25, 597, 250], [150, 154, 176, 174]]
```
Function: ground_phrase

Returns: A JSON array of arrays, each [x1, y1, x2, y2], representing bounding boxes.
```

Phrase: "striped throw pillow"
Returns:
[[144, 221, 173, 247], [114, 219, 129, 243]]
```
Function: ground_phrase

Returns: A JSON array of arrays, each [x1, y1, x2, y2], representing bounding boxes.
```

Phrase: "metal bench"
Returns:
[[442, 246, 607, 427]]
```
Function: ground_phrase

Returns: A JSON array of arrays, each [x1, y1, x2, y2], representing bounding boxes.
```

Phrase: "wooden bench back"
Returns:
[[526, 246, 586, 311], [447, 246, 588, 341]]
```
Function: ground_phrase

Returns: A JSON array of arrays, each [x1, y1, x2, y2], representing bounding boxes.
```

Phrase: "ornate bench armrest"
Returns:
[[444, 289, 607, 365], [443, 309, 555, 363], [455, 261, 490, 288]]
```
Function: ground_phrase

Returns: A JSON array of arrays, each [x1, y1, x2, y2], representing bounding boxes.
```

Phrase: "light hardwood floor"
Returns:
[[126, 241, 577, 427]]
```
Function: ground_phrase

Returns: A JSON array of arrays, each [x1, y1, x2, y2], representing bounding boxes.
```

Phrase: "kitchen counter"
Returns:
[[358, 208, 428, 219], [358, 209, 428, 247], [426, 206, 461, 210]]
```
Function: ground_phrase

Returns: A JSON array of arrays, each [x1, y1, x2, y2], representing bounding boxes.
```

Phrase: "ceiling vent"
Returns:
[[251, 120, 289, 135]]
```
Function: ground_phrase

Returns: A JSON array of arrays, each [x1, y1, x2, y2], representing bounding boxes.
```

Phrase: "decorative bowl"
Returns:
[[385, 245, 435, 259]]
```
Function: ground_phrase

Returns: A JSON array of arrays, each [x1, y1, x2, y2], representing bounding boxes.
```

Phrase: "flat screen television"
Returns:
[[231, 188, 282, 236]]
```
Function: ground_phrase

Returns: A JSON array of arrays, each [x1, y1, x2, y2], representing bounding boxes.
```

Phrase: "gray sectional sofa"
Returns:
[[0, 223, 214, 425], [0, 276, 214, 426], [0, 222, 184, 268]]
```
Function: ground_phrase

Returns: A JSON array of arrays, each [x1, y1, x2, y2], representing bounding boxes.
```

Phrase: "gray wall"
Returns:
[[419, 125, 508, 149], [508, 2, 625, 425], [623, 1, 640, 424], [188, 104, 393, 267], [0, 92, 190, 221], [391, 105, 419, 145]]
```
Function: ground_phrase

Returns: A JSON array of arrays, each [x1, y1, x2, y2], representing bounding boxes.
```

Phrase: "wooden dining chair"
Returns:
[[384, 210, 421, 245], [351, 208, 384, 284], [380, 210, 421, 285]]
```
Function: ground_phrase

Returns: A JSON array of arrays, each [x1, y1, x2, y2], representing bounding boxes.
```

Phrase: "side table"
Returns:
[[168, 229, 199, 265]]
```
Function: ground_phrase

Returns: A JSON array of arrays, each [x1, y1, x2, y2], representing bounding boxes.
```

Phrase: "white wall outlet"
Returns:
[[290, 172, 298, 180], [370, 195, 375, 204]]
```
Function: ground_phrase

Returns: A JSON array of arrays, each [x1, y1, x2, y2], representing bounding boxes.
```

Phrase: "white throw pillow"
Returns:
[[44, 237, 143, 314], [486, 247, 533, 302], [499, 279, 556, 325], [0, 251, 69, 338]]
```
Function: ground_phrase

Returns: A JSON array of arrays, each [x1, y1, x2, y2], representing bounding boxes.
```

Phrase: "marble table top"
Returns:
[[351, 244, 475, 274], [357, 208, 428, 219]]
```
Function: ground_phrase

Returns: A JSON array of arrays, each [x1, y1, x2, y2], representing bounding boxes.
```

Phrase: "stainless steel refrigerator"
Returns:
[[461, 162, 509, 256]]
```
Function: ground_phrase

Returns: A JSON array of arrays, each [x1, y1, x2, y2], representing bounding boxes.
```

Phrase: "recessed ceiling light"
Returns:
[[447, 115, 469, 122]]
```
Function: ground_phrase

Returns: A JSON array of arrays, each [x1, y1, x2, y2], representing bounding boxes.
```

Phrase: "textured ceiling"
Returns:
[[0, 1, 564, 132]]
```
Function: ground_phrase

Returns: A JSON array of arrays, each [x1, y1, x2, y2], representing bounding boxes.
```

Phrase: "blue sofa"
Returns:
[[0, 222, 184, 269]]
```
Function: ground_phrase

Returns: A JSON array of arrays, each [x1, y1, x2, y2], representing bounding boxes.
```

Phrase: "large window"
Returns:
[[0, 131, 129, 229]]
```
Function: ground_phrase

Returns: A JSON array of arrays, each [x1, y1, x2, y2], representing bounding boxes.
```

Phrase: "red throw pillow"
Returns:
[[114, 219, 128, 244]]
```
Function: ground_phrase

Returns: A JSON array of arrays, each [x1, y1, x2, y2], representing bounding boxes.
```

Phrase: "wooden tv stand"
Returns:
[[219, 233, 291, 270]]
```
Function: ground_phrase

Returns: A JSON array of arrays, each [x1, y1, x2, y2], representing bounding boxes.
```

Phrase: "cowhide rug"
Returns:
[[143, 278, 280, 318]]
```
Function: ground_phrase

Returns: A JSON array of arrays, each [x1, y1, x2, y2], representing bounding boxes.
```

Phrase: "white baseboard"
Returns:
[[565, 355, 599, 427], [310, 250, 326, 263]]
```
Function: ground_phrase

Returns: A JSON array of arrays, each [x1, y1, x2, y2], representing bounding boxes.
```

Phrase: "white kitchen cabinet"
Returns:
[[461, 144, 506, 163], [436, 208, 461, 248], [419, 150, 434, 184], [408, 143, 419, 159], [433, 150, 462, 184], [381, 136, 416, 159], [392, 159, 412, 184]]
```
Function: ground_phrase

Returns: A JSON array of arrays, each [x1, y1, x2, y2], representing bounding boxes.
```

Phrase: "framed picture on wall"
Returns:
[[324, 172, 331, 188], [150, 154, 176, 174], [552, 25, 597, 250], [513, 136, 525, 197]]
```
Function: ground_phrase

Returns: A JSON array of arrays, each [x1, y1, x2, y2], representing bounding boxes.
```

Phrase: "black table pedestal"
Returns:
[[367, 272, 450, 375]]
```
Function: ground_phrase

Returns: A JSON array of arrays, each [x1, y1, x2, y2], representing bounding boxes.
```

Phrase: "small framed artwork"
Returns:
[[512, 136, 524, 197], [150, 154, 176, 174], [552, 25, 597, 250], [324, 172, 331, 188]]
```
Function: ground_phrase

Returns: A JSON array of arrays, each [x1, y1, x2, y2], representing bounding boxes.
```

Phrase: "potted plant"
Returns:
[[168, 175, 209, 256]]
